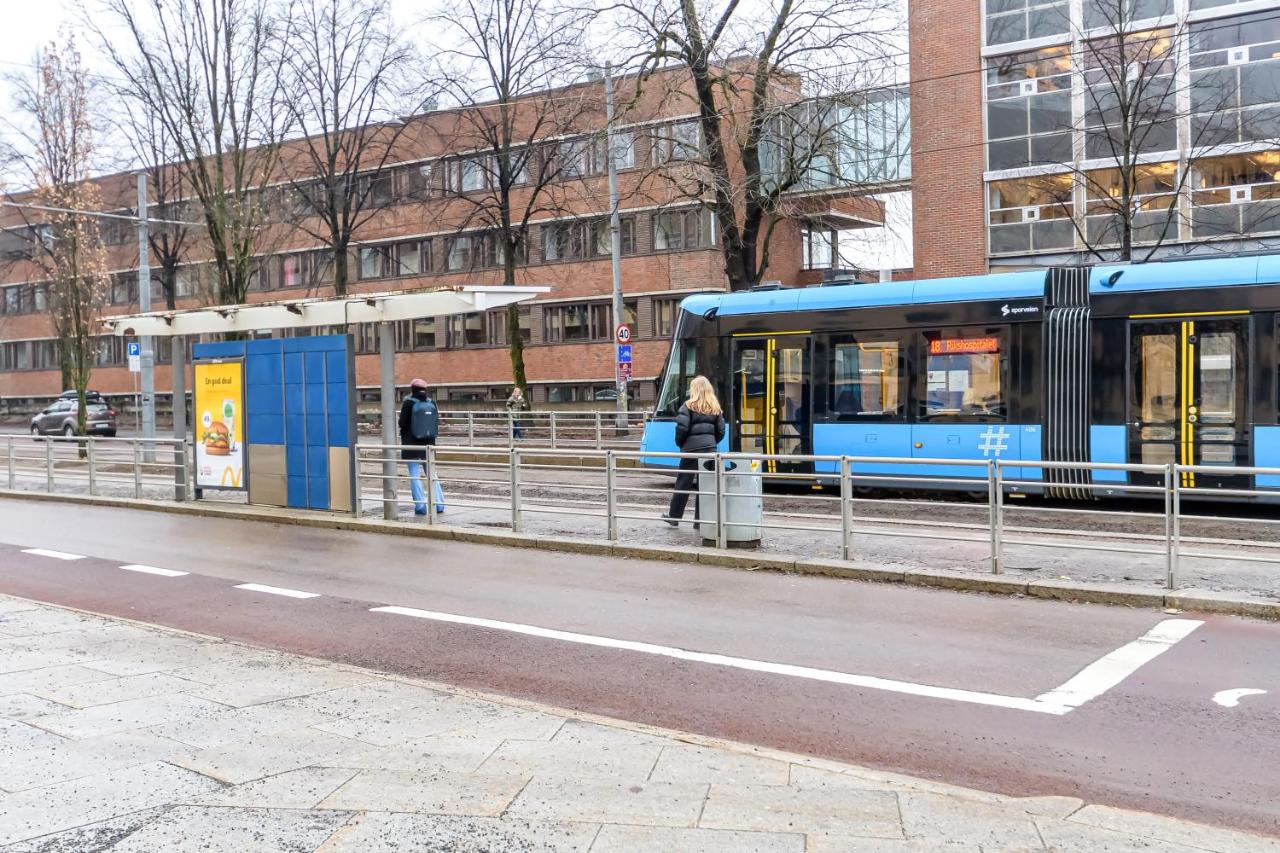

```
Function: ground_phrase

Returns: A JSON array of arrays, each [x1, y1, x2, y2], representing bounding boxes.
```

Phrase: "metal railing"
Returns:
[[426, 410, 650, 450], [2, 434, 189, 500], [352, 444, 1280, 591], [6, 432, 1280, 593]]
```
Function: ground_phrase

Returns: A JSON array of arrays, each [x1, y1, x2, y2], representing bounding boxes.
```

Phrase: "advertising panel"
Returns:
[[194, 359, 246, 490]]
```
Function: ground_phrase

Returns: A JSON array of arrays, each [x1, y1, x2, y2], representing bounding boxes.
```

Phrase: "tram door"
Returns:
[[1128, 316, 1249, 489], [732, 335, 812, 473]]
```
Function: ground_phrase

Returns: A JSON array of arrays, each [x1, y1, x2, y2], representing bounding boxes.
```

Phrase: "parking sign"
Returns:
[[127, 341, 141, 373]]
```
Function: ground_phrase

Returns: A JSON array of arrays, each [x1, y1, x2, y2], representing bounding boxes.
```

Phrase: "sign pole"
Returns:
[[604, 62, 628, 429]]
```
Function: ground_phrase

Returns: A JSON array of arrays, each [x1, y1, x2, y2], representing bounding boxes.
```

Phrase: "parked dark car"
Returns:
[[30, 398, 117, 437]]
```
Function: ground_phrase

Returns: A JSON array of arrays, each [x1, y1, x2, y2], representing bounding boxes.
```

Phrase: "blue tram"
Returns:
[[640, 255, 1280, 499]]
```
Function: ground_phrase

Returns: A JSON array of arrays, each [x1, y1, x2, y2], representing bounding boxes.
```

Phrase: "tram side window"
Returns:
[[830, 339, 902, 417], [923, 333, 1005, 418]]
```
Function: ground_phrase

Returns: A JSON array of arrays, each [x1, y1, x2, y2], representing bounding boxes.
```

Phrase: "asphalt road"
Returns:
[[0, 497, 1277, 836]]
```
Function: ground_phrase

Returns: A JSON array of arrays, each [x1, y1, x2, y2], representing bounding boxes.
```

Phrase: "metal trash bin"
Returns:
[[698, 458, 763, 548]]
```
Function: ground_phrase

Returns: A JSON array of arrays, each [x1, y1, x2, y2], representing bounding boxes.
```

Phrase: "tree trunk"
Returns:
[[503, 247, 527, 394], [161, 257, 179, 310], [333, 245, 350, 296]]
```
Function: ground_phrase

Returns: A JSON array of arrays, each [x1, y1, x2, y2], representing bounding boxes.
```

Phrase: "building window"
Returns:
[[542, 217, 634, 262], [411, 317, 437, 350], [398, 162, 436, 199], [446, 312, 488, 347], [652, 297, 681, 338], [651, 121, 702, 164], [544, 302, 610, 342], [280, 253, 311, 288], [985, 47, 1072, 171], [1082, 0, 1171, 31], [484, 306, 530, 346], [802, 227, 837, 269], [446, 236, 472, 271], [923, 332, 1005, 418], [1192, 151, 1280, 238], [360, 172, 395, 207], [831, 339, 902, 417], [1083, 163, 1178, 246], [987, 174, 1075, 254], [392, 239, 430, 276], [653, 209, 711, 251], [1190, 11, 1280, 148], [984, 0, 1068, 46], [556, 139, 591, 178], [1084, 29, 1177, 159], [359, 245, 391, 279], [447, 156, 490, 193], [112, 276, 138, 305]]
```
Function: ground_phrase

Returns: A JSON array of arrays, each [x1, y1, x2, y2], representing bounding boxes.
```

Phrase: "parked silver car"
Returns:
[[30, 396, 117, 437]]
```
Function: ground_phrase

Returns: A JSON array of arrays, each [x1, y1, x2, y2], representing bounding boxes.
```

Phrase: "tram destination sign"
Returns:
[[930, 336, 1000, 355]]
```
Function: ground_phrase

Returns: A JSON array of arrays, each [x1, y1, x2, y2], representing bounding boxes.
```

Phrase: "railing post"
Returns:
[[714, 452, 727, 550], [87, 439, 97, 496], [45, 439, 53, 493], [1166, 463, 1180, 590], [383, 445, 397, 521], [467, 412, 475, 447], [510, 448, 522, 532], [605, 450, 617, 540], [549, 412, 558, 449], [988, 459, 1003, 574], [595, 413, 602, 450], [839, 456, 853, 562], [507, 411, 515, 450], [426, 445, 437, 525], [133, 440, 142, 498], [6, 435, 14, 490]]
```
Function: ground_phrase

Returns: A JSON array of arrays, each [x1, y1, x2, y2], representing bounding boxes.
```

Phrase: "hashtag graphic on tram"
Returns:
[[978, 425, 1010, 458]]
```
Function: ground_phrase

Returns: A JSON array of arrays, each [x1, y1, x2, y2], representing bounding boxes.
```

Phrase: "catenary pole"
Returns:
[[136, 174, 156, 461], [605, 63, 628, 428]]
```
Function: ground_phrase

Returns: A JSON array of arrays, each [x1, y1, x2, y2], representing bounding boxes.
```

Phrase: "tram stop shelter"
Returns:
[[103, 285, 548, 512]]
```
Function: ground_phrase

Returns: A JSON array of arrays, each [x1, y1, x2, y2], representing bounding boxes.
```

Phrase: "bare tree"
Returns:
[[430, 0, 597, 393], [1016, 2, 1244, 261], [117, 103, 195, 310], [614, 0, 898, 290], [275, 0, 427, 295], [91, 0, 290, 306], [2, 37, 111, 437]]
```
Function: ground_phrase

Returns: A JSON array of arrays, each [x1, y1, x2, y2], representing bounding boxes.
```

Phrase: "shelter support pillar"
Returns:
[[172, 335, 187, 501], [379, 322, 397, 520]]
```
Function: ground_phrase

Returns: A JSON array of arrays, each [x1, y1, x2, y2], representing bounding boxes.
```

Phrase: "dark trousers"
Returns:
[[667, 455, 702, 521]]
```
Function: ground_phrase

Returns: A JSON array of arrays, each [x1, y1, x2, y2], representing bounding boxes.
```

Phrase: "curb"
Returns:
[[4, 487, 1278, 620]]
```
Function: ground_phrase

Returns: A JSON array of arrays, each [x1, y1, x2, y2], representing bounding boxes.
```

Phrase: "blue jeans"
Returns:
[[407, 461, 444, 514]]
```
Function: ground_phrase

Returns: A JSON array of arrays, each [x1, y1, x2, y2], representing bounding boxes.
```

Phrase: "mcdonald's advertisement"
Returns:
[[194, 360, 246, 490]]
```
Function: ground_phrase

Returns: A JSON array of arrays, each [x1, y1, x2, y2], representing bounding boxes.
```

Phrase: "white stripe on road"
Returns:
[[1035, 618, 1204, 710], [20, 548, 85, 561], [373, 606, 1200, 715], [119, 564, 188, 578], [234, 583, 320, 599]]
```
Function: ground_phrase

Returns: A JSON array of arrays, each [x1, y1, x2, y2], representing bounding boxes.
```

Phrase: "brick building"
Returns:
[[910, 0, 1280, 278], [0, 66, 886, 414]]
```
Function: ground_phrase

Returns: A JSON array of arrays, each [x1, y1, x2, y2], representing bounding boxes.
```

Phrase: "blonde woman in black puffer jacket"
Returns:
[[662, 375, 725, 528]]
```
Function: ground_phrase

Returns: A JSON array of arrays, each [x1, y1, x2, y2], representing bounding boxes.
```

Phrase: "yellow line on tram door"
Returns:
[[1179, 321, 1196, 489], [766, 338, 777, 474]]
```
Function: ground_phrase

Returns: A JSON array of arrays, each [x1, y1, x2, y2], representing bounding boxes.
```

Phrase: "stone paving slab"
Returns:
[[0, 593, 1276, 852]]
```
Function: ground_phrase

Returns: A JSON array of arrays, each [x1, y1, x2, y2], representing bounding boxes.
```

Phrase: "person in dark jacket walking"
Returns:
[[398, 378, 440, 515], [662, 375, 725, 527]]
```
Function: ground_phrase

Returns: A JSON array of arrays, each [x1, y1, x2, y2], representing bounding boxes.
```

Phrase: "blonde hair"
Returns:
[[685, 375, 722, 416]]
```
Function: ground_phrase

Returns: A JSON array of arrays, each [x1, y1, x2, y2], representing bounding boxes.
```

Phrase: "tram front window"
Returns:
[[832, 341, 901, 416], [655, 338, 696, 416]]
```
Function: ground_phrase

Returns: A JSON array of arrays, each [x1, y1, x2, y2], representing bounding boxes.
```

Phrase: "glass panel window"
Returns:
[[985, 0, 1068, 46], [653, 209, 709, 251], [394, 240, 421, 276], [802, 227, 836, 269], [1191, 11, 1280, 148], [987, 174, 1075, 254], [1083, 29, 1178, 159], [653, 297, 681, 338], [831, 340, 902, 417], [1084, 163, 1178, 246], [651, 121, 702, 164], [1083, 0, 1171, 30], [412, 317, 436, 350], [447, 236, 472, 271], [544, 303, 610, 342], [401, 162, 435, 199], [923, 333, 1005, 418], [359, 246, 387, 280], [985, 47, 1073, 170], [1191, 151, 1280, 238]]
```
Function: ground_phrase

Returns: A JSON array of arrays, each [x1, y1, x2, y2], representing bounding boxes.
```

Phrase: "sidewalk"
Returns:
[[0, 595, 1275, 852]]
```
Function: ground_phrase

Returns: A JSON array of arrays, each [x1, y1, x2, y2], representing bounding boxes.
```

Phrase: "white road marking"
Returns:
[[1213, 688, 1267, 708], [233, 583, 319, 599], [370, 607, 1203, 715], [20, 548, 85, 561], [1034, 619, 1203, 711], [119, 564, 188, 578]]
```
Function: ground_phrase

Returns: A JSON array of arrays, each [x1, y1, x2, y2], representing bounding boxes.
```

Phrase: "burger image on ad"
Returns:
[[202, 421, 231, 456]]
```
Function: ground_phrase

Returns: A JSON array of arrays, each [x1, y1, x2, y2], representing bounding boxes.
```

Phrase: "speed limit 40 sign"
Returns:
[[615, 324, 632, 344]]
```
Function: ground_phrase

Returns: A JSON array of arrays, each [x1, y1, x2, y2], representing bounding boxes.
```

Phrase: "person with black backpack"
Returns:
[[398, 378, 444, 516]]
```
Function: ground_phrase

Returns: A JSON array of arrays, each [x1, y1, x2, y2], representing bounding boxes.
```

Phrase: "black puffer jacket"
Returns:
[[674, 404, 726, 453]]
